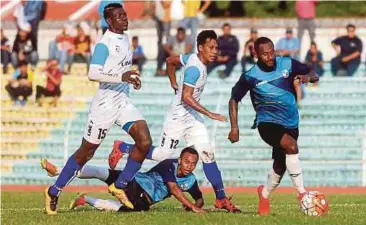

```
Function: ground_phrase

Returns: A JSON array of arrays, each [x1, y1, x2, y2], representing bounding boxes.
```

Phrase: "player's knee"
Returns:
[[136, 138, 152, 153], [284, 142, 298, 155], [194, 144, 215, 163]]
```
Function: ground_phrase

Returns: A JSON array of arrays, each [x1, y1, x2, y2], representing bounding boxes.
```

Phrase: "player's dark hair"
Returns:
[[177, 27, 186, 33], [254, 37, 274, 53], [132, 36, 138, 41], [310, 41, 317, 47], [103, 3, 123, 20], [196, 30, 217, 51], [180, 147, 199, 158], [346, 24, 356, 30]]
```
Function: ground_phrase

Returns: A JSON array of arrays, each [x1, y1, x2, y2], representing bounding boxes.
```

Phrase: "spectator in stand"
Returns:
[[36, 59, 62, 107], [49, 24, 74, 74], [305, 42, 324, 77], [157, 27, 193, 76], [331, 24, 363, 77], [1, 29, 11, 74], [11, 29, 38, 69], [132, 36, 146, 73], [207, 23, 239, 79], [5, 60, 33, 106], [241, 28, 258, 72], [23, 0, 44, 50], [150, 0, 172, 76], [98, 0, 122, 34], [181, 0, 211, 43], [295, 0, 318, 49], [275, 28, 300, 60], [13, 0, 31, 33], [72, 25, 91, 67]]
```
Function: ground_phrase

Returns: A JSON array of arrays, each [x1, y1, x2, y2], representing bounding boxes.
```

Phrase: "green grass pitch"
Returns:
[[2, 191, 366, 225]]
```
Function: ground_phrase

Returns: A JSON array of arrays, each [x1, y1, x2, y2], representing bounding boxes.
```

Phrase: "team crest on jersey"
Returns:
[[115, 45, 121, 53], [179, 183, 188, 190], [282, 69, 289, 78]]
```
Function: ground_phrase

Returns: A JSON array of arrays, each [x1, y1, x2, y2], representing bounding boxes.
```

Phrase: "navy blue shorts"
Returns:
[[257, 122, 299, 159]]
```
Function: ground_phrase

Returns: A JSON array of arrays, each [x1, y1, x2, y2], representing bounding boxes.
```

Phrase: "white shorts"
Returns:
[[83, 102, 144, 144], [154, 114, 210, 158]]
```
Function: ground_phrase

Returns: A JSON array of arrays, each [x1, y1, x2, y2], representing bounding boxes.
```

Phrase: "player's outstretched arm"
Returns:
[[167, 181, 206, 214], [182, 85, 227, 122], [166, 56, 181, 93]]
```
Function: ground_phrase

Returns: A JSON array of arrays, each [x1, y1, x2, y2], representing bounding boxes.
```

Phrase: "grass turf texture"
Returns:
[[2, 191, 366, 225]]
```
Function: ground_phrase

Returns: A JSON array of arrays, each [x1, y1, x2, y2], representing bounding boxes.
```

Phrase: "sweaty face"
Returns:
[[107, 7, 128, 32], [256, 42, 275, 67], [178, 153, 199, 176], [199, 38, 218, 63]]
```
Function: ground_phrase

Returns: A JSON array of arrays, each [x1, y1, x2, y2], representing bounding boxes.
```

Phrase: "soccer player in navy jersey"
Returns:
[[42, 147, 205, 213], [228, 37, 319, 216]]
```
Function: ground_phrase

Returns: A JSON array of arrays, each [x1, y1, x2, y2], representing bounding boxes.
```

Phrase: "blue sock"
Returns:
[[119, 142, 155, 160], [146, 145, 155, 159], [119, 142, 134, 154], [203, 162, 226, 200], [115, 157, 142, 189], [49, 156, 81, 196]]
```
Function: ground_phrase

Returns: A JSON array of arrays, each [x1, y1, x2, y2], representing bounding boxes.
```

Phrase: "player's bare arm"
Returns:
[[183, 197, 204, 211], [167, 182, 206, 213], [182, 84, 227, 122], [228, 98, 240, 143], [166, 56, 180, 93]]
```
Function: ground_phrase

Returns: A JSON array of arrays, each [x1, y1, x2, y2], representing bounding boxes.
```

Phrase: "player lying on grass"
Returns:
[[41, 147, 205, 213]]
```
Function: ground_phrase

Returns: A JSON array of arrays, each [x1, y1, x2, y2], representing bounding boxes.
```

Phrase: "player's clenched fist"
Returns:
[[208, 112, 227, 122], [122, 70, 141, 90], [294, 75, 310, 84], [228, 128, 239, 143]]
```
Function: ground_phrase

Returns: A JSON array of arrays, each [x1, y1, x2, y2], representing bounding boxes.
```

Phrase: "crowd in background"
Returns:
[[0, 0, 365, 107]]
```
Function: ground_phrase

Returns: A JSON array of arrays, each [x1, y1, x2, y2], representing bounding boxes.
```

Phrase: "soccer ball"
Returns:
[[300, 191, 329, 216]]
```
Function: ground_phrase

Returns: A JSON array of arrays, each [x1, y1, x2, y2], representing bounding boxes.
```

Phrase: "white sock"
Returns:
[[77, 165, 109, 181], [85, 196, 122, 212], [286, 154, 306, 194], [262, 168, 282, 199]]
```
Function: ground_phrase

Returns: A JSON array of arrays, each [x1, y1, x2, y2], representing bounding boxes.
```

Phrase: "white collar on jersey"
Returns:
[[105, 29, 126, 38]]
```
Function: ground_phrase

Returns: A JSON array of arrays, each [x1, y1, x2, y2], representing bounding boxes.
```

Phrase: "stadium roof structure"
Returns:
[[1, 0, 365, 29], [0, 0, 144, 22]]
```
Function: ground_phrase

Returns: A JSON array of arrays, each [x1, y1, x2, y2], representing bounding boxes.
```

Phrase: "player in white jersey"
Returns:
[[45, 3, 153, 215], [109, 30, 240, 212]]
